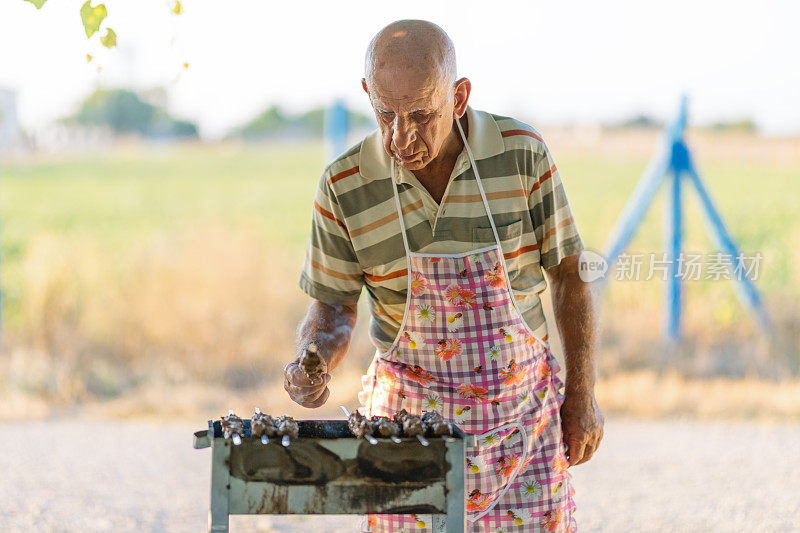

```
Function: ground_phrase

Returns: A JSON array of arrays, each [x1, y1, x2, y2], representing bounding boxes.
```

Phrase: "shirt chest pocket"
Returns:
[[472, 218, 523, 246]]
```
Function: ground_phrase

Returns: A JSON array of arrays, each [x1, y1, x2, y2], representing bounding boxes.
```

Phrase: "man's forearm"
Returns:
[[548, 255, 598, 396], [295, 300, 358, 373]]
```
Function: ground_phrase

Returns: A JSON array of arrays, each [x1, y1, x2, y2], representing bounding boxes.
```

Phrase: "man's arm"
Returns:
[[546, 253, 604, 466], [289, 160, 364, 408], [283, 299, 357, 408]]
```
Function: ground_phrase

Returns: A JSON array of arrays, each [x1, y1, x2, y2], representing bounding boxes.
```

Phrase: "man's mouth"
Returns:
[[396, 152, 419, 162]]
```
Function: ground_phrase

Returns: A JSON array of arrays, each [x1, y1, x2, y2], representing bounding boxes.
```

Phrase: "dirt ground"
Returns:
[[1, 416, 798, 532]]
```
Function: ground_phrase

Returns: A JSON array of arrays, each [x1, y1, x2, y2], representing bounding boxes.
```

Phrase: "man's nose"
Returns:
[[392, 117, 415, 152]]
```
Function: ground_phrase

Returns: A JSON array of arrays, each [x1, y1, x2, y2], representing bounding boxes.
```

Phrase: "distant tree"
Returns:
[[237, 106, 287, 139], [709, 119, 757, 133], [610, 114, 663, 129], [162, 117, 199, 138], [232, 105, 375, 140], [64, 88, 198, 139], [73, 89, 155, 135]]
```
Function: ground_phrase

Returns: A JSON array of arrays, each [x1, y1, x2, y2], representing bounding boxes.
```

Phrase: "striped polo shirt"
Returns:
[[299, 105, 584, 354]]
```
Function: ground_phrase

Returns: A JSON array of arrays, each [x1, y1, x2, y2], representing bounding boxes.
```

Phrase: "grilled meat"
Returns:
[[347, 410, 369, 438], [251, 410, 276, 438], [299, 343, 325, 382], [421, 410, 452, 437], [274, 415, 299, 441], [370, 416, 400, 438], [397, 411, 425, 437], [220, 413, 244, 440]]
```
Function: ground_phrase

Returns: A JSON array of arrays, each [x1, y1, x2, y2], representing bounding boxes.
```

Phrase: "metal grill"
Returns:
[[194, 419, 475, 532]]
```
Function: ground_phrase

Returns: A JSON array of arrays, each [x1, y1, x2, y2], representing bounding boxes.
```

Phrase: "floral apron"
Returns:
[[358, 119, 577, 533]]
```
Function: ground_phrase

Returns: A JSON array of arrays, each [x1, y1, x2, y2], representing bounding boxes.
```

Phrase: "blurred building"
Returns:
[[0, 87, 22, 150]]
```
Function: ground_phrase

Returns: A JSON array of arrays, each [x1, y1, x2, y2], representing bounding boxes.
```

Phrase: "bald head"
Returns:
[[364, 19, 457, 90], [361, 20, 470, 173]]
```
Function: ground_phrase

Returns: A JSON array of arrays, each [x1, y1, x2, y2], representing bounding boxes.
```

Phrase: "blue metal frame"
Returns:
[[324, 98, 349, 164], [601, 96, 769, 339], [665, 158, 683, 340]]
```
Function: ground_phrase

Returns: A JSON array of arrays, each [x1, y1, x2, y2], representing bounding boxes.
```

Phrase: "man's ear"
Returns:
[[452, 77, 471, 119], [361, 78, 370, 95]]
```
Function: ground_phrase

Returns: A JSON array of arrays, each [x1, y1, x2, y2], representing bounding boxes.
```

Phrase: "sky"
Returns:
[[1, 0, 799, 139]]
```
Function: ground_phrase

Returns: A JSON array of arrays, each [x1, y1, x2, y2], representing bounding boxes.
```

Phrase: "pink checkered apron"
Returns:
[[357, 120, 578, 533]]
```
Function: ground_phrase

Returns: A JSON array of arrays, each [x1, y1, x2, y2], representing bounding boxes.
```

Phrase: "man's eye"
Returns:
[[413, 113, 433, 122], [379, 111, 394, 121]]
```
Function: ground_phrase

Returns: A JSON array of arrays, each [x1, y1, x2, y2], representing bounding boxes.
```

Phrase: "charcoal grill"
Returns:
[[194, 418, 475, 532]]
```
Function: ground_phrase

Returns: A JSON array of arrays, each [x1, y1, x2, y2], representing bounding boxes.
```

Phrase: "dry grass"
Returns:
[[0, 225, 376, 408], [596, 369, 800, 421]]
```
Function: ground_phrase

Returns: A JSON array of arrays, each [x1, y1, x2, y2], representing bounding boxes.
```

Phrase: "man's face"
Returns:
[[363, 66, 455, 171]]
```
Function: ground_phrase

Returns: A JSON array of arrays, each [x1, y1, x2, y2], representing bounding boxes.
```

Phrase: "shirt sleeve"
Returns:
[[527, 137, 584, 269], [298, 167, 364, 306]]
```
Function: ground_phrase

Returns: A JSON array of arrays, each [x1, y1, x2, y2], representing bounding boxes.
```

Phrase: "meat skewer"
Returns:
[[251, 407, 275, 445], [342, 406, 378, 445], [221, 409, 244, 446], [274, 415, 299, 447], [343, 406, 453, 446], [421, 410, 453, 437], [394, 409, 429, 446], [299, 343, 325, 384], [370, 415, 402, 444]]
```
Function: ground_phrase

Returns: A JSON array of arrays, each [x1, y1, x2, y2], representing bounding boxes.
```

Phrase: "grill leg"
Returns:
[[209, 439, 231, 533], [445, 440, 466, 533]]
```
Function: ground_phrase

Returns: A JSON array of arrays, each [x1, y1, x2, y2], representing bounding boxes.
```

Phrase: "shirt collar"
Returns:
[[358, 105, 505, 181]]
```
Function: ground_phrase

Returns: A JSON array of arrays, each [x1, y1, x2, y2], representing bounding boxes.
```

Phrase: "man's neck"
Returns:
[[411, 115, 469, 202]]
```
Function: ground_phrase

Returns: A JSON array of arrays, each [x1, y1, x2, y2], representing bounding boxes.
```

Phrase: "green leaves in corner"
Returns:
[[100, 28, 117, 49], [80, 1, 107, 38]]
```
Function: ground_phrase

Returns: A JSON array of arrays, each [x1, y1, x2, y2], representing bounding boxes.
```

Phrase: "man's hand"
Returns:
[[283, 359, 331, 408], [285, 300, 357, 408], [561, 390, 604, 467]]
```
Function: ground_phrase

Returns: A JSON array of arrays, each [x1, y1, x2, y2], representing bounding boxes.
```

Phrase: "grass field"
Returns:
[[1, 130, 799, 417]]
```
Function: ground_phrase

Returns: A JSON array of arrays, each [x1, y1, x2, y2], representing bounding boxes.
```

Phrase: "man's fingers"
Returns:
[[565, 436, 586, 467], [287, 385, 324, 407], [575, 441, 596, 466], [570, 427, 604, 466], [304, 380, 330, 402], [284, 368, 331, 407], [301, 387, 330, 408], [559, 394, 605, 467], [286, 381, 328, 404], [284, 363, 328, 388], [295, 372, 332, 392], [286, 369, 331, 391], [594, 426, 604, 450], [284, 361, 313, 387]]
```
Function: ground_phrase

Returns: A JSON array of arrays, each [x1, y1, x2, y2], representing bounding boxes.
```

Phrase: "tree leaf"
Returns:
[[24, 0, 48, 9], [172, 1, 183, 15], [80, 1, 107, 38], [86, 53, 93, 63], [100, 28, 117, 49]]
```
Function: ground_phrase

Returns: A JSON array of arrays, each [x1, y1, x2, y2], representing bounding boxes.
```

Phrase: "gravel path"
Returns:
[[0, 417, 798, 532]]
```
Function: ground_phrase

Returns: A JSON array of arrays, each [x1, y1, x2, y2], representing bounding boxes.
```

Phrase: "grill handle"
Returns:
[[193, 430, 211, 449]]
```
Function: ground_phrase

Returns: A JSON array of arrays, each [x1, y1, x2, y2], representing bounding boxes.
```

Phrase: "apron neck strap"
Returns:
[[390, 160, 412, 256], [454, 117, 504, 251]]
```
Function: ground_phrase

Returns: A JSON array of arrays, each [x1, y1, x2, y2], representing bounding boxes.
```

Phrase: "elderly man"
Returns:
[[284, 19, 603, 533]]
